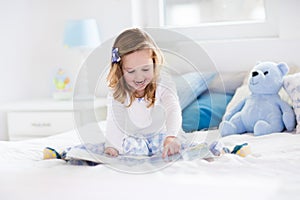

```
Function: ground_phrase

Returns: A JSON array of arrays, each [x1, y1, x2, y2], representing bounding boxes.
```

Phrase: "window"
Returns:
[[132, 0, 279, 40], [164, 0, 266, 27], [161, 0, 279, 40]]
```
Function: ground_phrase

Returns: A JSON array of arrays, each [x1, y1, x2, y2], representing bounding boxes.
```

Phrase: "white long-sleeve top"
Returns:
[[105, 73, 182, 154]]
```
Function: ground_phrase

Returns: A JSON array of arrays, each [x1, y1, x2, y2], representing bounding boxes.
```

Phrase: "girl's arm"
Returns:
[[104, 91, 125, 155], [162, 136, 181, 158], [159, 79, 183, 137], [158, 77, 182, 158]]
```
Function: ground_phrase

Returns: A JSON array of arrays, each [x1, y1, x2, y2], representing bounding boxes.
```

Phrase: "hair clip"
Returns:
[[112, 47, 121, 64]]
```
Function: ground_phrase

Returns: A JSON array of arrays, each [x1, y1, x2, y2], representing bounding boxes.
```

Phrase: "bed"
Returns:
[[1, 70, 300, 200], [1, 68, 300, 200], [1, 126, 300, 200]]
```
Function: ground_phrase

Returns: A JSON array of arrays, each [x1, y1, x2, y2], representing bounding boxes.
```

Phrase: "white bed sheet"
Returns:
[[0, 127, 300, 200]]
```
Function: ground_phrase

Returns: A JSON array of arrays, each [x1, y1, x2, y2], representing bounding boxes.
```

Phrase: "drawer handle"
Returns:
[[31, 123, 51, 127]]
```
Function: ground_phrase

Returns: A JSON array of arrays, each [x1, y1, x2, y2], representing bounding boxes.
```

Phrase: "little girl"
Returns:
[[104, 28, 182, 159]]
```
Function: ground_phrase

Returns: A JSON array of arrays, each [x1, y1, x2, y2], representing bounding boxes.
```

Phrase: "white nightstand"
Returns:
[[0, 98, 107, 141]]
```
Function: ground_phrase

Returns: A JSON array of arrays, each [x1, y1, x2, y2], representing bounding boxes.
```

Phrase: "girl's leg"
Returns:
[[122, 136, 149, 156], [146, 133, 166, 155]]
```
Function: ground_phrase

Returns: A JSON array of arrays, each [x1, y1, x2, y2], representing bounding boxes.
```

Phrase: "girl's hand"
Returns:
[[162, 136, 181, 159], [104, 147, 119, 157]]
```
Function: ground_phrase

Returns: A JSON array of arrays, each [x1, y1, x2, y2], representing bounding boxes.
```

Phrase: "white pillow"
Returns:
[[173, 72, 216, 110], [208, 71, 247, 94], [283, 72, 300, 134]]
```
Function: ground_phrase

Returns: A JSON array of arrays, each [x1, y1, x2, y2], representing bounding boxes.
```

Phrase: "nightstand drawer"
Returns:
[[7, 112, 74, 140]]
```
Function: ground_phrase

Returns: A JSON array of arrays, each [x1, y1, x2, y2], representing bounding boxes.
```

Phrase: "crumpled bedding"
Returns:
[[0, 126, 300, 200]]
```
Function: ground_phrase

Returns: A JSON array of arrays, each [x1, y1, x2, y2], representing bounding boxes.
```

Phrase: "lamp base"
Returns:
[[73, 94, 95, 101], [53, 91, 73, 101]]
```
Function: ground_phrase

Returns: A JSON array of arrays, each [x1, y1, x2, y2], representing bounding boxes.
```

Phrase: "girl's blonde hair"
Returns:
[[107, 28, 164, 107]]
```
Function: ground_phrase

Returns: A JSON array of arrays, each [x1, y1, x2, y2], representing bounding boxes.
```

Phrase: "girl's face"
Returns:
[[122, 49, 154, 95]]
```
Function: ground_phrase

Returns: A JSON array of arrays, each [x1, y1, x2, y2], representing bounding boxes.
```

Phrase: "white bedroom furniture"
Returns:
[[0, 98, 107, 141]]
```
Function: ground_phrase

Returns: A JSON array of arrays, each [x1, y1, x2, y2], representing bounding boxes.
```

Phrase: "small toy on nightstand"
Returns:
[[53, 68, 72, 100]]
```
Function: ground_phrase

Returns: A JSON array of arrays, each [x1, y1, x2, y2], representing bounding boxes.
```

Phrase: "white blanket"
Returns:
[[0, 128, 300, 200]]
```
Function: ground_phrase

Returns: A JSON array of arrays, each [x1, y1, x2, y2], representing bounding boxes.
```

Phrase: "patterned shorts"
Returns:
[[122, 133, 166, 156]]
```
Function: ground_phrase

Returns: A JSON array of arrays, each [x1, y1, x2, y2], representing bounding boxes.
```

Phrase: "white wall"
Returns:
[[200, 0, 300, 71], [0, 0, 132, 140], [130, 0, 300, 72], [0, 0, 132, 104]]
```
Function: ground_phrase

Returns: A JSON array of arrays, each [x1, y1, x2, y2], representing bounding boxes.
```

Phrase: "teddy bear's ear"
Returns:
[[277, 62, 289, 76]]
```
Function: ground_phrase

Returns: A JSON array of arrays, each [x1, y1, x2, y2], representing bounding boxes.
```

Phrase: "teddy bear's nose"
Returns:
[[252, 71, 259, 77]]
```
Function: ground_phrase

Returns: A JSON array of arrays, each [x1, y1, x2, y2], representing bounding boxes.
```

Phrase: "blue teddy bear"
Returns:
[[220, 62, 295, 137]]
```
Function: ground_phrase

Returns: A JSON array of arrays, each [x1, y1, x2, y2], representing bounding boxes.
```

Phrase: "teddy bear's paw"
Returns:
[[253, 120, 273, 136], [283, 112, 296, 131], [219, 121, 237, 137]]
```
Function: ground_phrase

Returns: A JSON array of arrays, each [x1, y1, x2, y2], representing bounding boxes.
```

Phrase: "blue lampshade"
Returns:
[[63, 19, 101, 48]]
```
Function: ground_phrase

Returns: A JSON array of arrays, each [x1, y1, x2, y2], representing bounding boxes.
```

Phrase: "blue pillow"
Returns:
[[173, 72, 216, 110], [182, 92, 233, 132]]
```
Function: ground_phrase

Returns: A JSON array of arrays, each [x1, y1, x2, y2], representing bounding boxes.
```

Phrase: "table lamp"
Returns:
[[63, 18, 101, 49], [63, 18, 101, 100]]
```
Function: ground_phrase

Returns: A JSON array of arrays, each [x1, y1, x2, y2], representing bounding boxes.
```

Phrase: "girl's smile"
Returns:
[[134, 80, 146, 87]]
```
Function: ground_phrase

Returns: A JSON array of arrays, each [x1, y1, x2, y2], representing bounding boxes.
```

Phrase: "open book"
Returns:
[[64, 142, 215, 165]]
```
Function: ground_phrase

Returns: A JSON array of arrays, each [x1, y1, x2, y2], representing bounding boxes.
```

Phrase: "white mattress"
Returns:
[[0, 126, 300, 200]]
